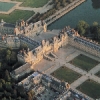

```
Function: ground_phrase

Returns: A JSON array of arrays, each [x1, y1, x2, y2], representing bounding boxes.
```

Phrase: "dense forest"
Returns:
[[0, 45, 34, 100]]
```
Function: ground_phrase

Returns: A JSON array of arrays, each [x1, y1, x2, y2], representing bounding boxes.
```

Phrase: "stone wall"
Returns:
[[17, 27, 100, 69], [17, 31, 68, 65], [68, 36, 100, 57]]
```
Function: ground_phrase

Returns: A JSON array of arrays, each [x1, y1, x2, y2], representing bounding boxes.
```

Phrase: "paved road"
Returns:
[[89, 64, 100, 74]]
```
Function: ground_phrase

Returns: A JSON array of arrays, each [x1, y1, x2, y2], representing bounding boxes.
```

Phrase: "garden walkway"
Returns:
[[16, 0, 53, 14], [39, 46, 100, 100], [0, 0, 53, 14]]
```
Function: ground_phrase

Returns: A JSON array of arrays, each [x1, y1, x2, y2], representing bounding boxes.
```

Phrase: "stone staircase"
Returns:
[[43, 54, 53, 61]]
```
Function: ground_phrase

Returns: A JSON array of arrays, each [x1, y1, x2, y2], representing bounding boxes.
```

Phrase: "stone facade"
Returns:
[[0, 19, 46, 49], [1, 19, 99, 80], [17, 26, 100, 67], [17, 30, 68, 65]]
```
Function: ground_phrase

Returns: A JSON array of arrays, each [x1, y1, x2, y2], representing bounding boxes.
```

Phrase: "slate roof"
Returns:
[[12, 63, 31, 76], [0, 22, 15, 28], [3, 23, 15, 28]]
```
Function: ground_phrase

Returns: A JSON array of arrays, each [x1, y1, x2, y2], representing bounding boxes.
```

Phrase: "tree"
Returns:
[[6, 55, 11, 63], [8, 97, 12, 100], [55, 2, 61, 9], [54, 0, 59, 3], [12, 89, 17, 98], [96, 25, 100, 39], [4, 91, 11, 97], [10, 51, 17, 64], [90, 22, 100, 39], [93, 21, 98, 26], [6, 49, 11, 63], [6, 50, 11, 55], [17, 96, 22, 100], [0, 79, 5, 85], [62, 0, 66, 6], [0, 82, 3, 91], [68, 0, 73, 3], [4, 70, 11, 82], [2, 97, 7, 100], [90, 22, 98, 39], [0, 62, 1, 68], [76, 20, 89, 36], [5, 82, 12, 92], [0, 49, 6, 57]]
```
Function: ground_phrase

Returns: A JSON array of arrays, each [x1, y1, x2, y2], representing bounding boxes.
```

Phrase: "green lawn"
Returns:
[[95, 71, 100, 78], [0, 10, 34, 24], [11, 0, 50, 8], [51, 66, 81, 84], [77, 79, 100, 99], [69, 54, 99, 71]]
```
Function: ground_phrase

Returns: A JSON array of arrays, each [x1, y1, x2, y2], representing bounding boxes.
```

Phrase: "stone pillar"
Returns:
[[43, 23, 47, 32]]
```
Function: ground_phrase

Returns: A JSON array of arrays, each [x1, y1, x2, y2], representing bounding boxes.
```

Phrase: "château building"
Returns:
[[4, 20, 98, 100], [0, 19, 47, 48], [6, 20, 99, 80]]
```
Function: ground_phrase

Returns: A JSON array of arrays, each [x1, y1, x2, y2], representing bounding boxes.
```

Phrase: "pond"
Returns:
[[0, 2, 16, 12], [48, 0, 100, 30]]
